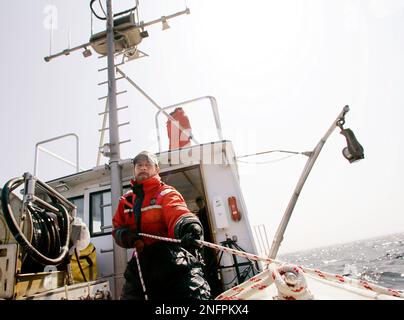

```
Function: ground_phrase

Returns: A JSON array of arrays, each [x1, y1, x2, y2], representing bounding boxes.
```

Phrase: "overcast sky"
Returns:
[[0, 0, 403, 254]]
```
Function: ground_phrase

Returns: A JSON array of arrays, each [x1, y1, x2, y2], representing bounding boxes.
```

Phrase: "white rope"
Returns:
[[216, 269, 275, 300], [302, 267, 404, 299], [139, 233, 275, 264], [132, 248, 148, 300], [138, 232, 404, 300], [272, 264, 313, 300]]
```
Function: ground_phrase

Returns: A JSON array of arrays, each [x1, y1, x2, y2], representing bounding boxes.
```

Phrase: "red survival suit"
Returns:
[[112, 175, 211, 300], [166, 107, 192, 150]]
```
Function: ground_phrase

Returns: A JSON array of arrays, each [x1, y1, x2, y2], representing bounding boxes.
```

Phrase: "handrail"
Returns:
[[155, 96, 223, 153], [34, 133, 81, 177]]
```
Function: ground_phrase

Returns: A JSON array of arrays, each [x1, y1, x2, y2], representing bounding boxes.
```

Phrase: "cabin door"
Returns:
[[160, 165, 223, 297]]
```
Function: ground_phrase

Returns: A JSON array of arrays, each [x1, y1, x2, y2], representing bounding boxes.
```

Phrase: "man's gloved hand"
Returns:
[[180, 223, 203, 249], [121, 230, 139, 248]]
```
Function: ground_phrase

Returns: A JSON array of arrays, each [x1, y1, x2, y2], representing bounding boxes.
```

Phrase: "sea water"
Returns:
[[278, 232, 404, 290]]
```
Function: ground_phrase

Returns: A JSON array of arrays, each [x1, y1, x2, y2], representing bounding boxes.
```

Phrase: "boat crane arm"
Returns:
[[268, 105, 350, 259]]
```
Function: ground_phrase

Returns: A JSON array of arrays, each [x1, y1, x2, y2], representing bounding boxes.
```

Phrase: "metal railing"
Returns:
[[154, 96, 223, 153], [34, 133, 82, 177]]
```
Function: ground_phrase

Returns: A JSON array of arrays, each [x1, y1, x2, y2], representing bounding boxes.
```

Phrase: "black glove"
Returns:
[[180, 223, 203, 249], [120, 229, 139, 248]]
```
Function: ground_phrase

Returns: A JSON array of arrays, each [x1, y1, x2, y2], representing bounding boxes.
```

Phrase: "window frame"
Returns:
[[89, 188, 113, 237], [67, 195, 85, 221]]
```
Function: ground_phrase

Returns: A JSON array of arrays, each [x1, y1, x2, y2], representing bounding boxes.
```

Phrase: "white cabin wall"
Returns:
[[201, 163, 259, 288], [201, 164, 257, 249]]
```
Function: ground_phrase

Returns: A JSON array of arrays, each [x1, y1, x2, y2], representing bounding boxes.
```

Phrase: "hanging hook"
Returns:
[[337, 118, 345, 130], [336, 105, 349, 130]]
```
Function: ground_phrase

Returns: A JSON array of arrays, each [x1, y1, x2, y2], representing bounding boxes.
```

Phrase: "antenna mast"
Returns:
[[105, 0, 126, 299], [43, 0, 191, 299]]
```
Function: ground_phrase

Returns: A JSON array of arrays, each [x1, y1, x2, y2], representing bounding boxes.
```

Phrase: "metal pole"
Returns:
[[268, 106, 349, 259], [106, 0, 126, 299]]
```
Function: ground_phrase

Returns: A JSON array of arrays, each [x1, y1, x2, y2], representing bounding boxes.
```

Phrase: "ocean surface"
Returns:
[[278, 232, 404, 291]]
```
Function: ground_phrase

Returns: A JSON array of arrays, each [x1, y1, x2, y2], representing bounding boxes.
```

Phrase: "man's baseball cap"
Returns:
[[132, 151, 159, 166]]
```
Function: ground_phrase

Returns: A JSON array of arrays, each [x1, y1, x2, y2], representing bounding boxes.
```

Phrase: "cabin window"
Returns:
[[90, 190, 112, 236], [68, 196, 84, 221]]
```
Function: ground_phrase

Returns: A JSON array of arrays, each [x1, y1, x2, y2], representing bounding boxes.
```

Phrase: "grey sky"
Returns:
[[0, 0, 403, 254]]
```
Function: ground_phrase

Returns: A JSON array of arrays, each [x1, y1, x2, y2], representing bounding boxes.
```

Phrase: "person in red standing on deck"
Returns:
[[112, 151, 211, 300]]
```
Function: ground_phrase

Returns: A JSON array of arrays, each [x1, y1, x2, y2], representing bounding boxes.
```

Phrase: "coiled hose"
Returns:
[[1, 177, 70, 266]]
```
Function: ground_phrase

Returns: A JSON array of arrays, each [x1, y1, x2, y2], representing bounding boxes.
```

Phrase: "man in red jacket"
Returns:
[[112, 151, 211, 300]]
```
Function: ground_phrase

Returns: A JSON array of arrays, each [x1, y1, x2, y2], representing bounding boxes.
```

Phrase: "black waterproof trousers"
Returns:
[[121, 242, 211, 300]]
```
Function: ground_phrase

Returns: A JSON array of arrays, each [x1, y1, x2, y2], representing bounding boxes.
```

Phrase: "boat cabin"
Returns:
[[45, 140, 261, 296]]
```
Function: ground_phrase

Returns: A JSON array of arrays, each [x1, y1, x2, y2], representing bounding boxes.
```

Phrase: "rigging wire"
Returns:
[[236, 149, 310, 165], [237, 149, 305, 159], [65, 3, 72, 50], [90, 4, 94, 36], [90, 0, 106, 20], [98, 0, 107, 18], [134, 0, 140, 24], [49, 18, 53, 56], [90, 0, 138, 21], [237, 154, 297, 165], [48, 0, 54, 56], [68, 25, 71, 50]]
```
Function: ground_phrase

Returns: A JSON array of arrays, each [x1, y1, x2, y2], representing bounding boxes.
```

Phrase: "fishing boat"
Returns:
[[0, 1, 402, 300]]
